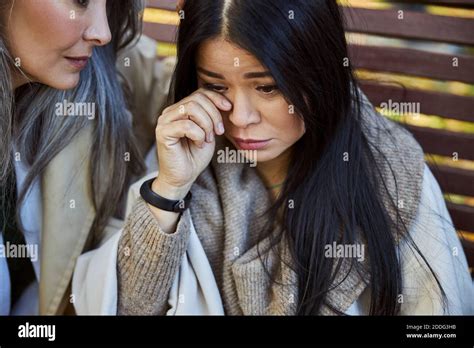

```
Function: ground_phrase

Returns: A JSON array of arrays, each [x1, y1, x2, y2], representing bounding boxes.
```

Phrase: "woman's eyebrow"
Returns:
[[243, 71, 272, 79], [197, 67, 272, 80], [197, 67, 225, 79]]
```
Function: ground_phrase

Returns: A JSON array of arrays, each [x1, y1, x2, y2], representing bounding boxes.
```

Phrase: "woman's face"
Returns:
[[196, 37, 306, 163], [5, 0, 112, 90]]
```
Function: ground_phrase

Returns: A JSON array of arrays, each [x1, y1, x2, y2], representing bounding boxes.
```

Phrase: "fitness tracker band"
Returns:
[[139, 178, 192, 213]]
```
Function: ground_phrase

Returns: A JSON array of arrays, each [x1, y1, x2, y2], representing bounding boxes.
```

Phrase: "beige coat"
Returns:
[[38, 36, 173, 315]]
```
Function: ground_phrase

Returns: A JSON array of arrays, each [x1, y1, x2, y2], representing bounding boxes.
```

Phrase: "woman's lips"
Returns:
[[65, 57, 89, 70], [233, 137, 272, 150]]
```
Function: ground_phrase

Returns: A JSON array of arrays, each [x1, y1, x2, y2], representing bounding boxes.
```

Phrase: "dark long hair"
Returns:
[[172, 0, 445, 315]]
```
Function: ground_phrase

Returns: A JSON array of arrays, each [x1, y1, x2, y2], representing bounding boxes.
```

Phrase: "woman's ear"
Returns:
[[176, 0, 185, 12]]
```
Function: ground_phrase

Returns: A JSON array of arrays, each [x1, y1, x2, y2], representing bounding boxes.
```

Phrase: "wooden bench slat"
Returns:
[[396, 0, 474, 8], [349, 44, 474, 84], [147, 0, 177, 11], [143, 22, 178, 43], [429, 164, 474, 197], [404, 125, 474, 161], [359, 81, 474, 123], [343, 7, 474, 46], [448, 202, 474, 234]]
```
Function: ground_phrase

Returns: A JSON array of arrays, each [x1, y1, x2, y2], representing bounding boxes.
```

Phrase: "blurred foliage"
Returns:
[[144, 8, 179, 25], [379, 109, 474, 134], [341, 0, 474, 18]]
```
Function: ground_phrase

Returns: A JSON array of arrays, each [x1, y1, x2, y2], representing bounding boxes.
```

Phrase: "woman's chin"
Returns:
[[46, 73, 80, 91], [251, 149, 276, 164]]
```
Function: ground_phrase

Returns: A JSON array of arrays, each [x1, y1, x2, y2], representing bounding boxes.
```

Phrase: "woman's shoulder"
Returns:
[[358, 88, 426, 239], [358, 87, 424, 161], [399, 164, 474, 314]]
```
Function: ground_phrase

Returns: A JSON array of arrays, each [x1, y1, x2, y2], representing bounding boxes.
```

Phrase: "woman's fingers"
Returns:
[[161, 100, 215, 143], [197, 88, 233, 112], [192, 91, 229, 135], [161, 89, 232, 138], [158, 119, 206, 149]]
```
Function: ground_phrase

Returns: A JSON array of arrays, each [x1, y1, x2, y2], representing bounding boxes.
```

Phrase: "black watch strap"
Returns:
[[139, 178, 192, 213]]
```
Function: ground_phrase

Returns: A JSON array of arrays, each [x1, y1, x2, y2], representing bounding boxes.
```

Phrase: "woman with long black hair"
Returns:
[[76, 0, 473, 315]]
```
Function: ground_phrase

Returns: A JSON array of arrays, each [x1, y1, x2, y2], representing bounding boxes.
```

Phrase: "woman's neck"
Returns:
[[256, 147, 292, 197]]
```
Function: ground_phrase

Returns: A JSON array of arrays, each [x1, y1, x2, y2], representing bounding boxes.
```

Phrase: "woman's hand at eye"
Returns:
[[153, 89, 232, 198]]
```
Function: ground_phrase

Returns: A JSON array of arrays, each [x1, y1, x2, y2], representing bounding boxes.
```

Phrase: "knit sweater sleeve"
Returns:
[[116, 197, 191, 315]]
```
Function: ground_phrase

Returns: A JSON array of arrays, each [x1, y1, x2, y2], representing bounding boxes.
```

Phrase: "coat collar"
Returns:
[[39, 126, 95, 314]]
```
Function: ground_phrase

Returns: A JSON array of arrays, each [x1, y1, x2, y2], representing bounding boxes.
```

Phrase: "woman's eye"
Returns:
[[75, 0, 89, 8], [257, 85, 278, 95], [203, 84, 227, 93]]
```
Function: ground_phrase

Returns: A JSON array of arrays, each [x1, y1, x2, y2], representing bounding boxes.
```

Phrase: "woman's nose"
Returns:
[[83, 3, 112, 47], [228, 94, 261, 128]]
